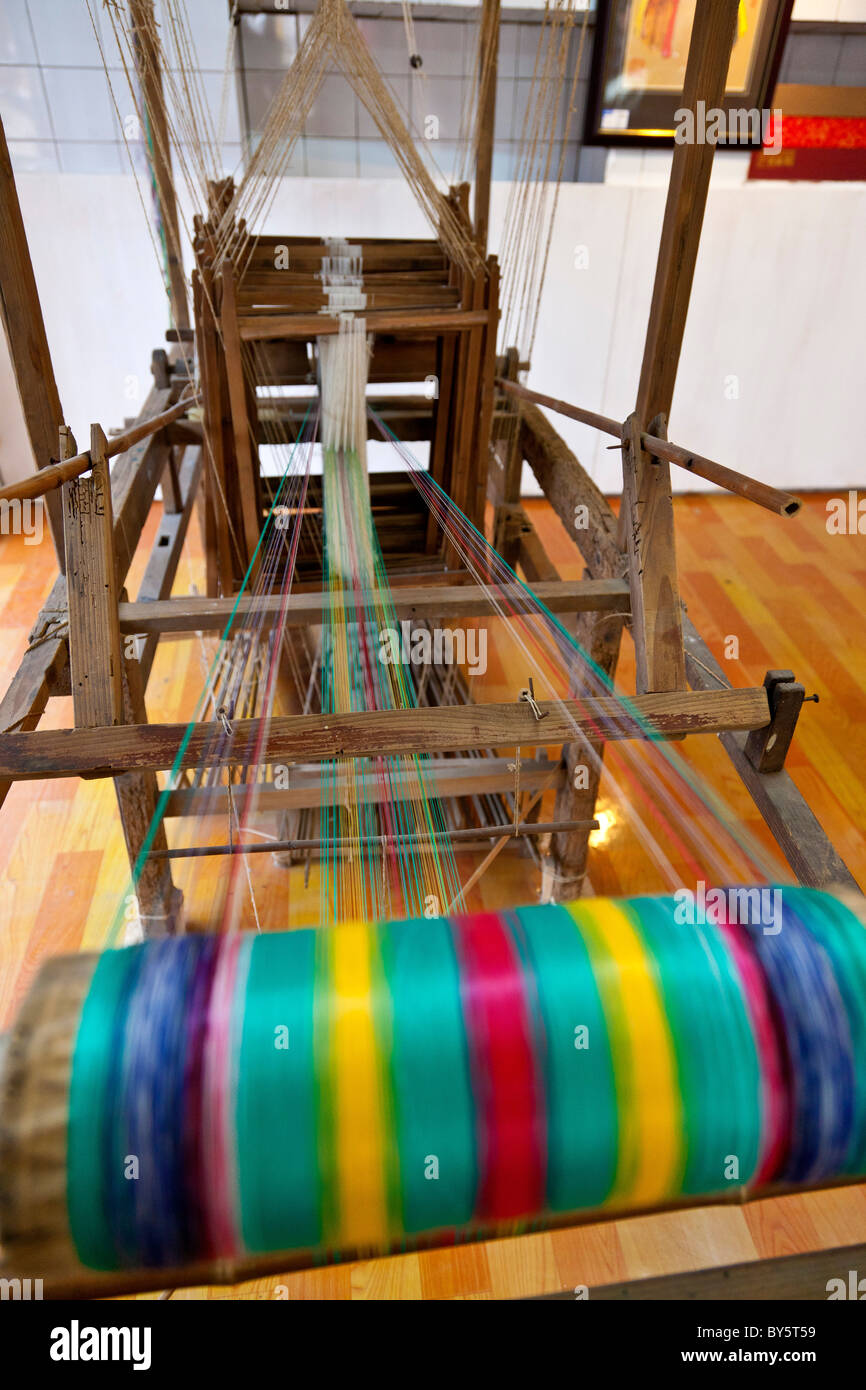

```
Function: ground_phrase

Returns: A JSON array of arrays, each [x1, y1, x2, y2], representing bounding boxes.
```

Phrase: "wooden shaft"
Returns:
[[129, 0, 190, 331], [636, 0, 740, 426], [0, 392, 200, 505], [164, 755, 565, 817], [497, 379, 801, 517], [622, 411, 685, 694], [149, 820, 598, 861], [0, 113, 66, 567], [0, 688, 770, 782], [473, 0, 499, 252], [500, 377, 622, 439]]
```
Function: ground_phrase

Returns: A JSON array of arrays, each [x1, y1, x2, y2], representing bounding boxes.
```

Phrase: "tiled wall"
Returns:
[[237, 11, 590, 180], [0, 0, 241, 174], [778, 24, 866, 83], [0, 1, 590, 180], [1, 2, 864, 179]]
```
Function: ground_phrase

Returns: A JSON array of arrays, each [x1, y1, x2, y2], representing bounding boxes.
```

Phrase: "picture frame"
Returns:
[[584, 0, 794, 146]]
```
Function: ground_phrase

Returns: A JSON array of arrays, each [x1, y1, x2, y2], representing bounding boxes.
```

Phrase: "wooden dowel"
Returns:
[[105, 390, 200, 459], [655, 436, 802, 517], [497, 378, 801, 517], [149, 820, 599, 861], [500, 377, 622, 438], [0, 391, 200, 505]]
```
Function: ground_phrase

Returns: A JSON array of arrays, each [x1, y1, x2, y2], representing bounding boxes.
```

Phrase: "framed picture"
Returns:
[[584, 0, 794, 146]]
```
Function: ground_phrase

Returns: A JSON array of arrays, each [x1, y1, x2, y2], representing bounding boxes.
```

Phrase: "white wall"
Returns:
[[1, 164, 863, 498], [509, 173, 866, 494]]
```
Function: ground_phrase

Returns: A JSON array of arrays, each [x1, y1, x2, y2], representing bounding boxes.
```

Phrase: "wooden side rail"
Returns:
[[497, 378, 801, 518]]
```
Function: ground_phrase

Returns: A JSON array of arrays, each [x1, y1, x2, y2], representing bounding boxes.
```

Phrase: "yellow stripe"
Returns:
[[568, 900, 682, 1206], [330, 920, 390, 1246]]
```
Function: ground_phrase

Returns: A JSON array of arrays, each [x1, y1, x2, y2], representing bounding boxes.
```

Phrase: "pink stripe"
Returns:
[[720, 918, 790, 1184], [201, 934, 244, 1256]]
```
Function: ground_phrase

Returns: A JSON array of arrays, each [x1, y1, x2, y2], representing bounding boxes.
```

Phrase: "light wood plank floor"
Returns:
[[0, 489, 863, 1298]]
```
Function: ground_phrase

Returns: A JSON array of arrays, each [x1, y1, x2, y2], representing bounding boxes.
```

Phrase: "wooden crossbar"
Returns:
[[0, 688, 770, 782], [238, 308, 490, 341], [118, 578, 631, 635]]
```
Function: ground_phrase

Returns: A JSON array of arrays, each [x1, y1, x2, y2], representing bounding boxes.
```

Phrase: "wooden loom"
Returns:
[[0, 0, 861, 1298]]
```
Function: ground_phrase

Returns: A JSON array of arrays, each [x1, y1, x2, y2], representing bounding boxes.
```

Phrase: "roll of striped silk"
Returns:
[[56, 889, 866, 1272]]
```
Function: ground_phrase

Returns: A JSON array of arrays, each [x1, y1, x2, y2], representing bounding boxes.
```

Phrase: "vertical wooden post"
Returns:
[[623, 0, 739, 692], [474, 0, 500, 254], [552, 609, 625, 900], [622, 410, 685, 693], [130, 0, 190, 332], [473, 255, 500, 529], [491, 343, 521, 563], [0, 114, 65, 569], [219, 260, 263, 577], [194, 268, 235, 594], [63, 425, 124, 728], [115, 647, 183, 937], [63, 422, 182, 933], [635, 0, 740, 426]]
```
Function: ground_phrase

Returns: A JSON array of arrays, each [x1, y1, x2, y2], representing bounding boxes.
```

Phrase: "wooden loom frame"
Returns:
[[0, 0, 860, 1297]]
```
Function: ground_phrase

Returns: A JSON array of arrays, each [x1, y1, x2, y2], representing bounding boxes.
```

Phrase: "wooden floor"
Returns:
[[0, 488, 864, 1298]]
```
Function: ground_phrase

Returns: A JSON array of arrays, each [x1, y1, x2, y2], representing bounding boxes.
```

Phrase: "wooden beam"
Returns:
[[617, 2, 738, 690], [474, 0, 499, 252], [635, 0, 740, 426], [219, 262, 262, 571], [130, 0, 190, 331], [517, 512, 560, 585], [104, 379, 177, 586], [0, 631, 66, 812], [239, 308, 490, 341], [132, 446, 203, 688], [0, 113, 64, 566], [518, 402, 625, 579], [114, 649, 183, 936], [621, 411, 686, 693], [163, 756, 565, 817], [117, 577, 631, 635], [513, 403, 629, 892], [63, 425, 124, 728], [0, 688, 770, 782], [194, 267, 236, 593]]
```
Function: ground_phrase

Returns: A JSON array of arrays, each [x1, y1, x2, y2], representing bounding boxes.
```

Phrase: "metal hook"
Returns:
[[519, 676, 548, 721]]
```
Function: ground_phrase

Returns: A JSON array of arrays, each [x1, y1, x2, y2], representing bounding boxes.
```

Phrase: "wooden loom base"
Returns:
[[3, 1177, 866, 1302]]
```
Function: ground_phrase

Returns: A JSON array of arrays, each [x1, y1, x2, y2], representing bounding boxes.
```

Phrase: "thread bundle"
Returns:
[[56, 886, 866, 1273]]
